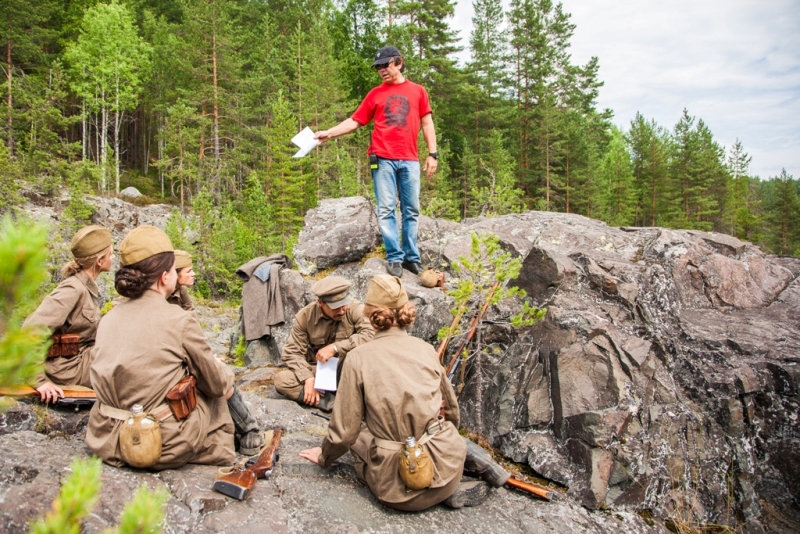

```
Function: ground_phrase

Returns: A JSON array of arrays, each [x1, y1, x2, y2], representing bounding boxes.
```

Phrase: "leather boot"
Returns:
[[227, 387, 265, 455], [443, 480, 490, 508], [317, 392, 336, 413], [463, 439, 510, 488]]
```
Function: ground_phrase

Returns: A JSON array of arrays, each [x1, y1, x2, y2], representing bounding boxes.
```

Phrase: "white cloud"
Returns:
[[450, 0, 800, 178]]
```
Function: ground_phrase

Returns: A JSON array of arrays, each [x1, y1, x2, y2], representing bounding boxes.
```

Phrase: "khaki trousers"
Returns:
[[273, 366, 316, 400]]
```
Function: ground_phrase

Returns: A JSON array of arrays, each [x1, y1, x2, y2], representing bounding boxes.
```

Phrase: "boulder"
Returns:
[[119, 186, 142, 199], [292, 196, 382, 275]]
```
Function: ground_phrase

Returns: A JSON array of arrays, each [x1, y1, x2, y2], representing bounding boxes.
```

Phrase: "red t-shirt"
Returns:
[[351, 80, 432, 161]]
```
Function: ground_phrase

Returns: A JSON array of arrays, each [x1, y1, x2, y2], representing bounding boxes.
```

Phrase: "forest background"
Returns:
[[2, 0, 799, 299]]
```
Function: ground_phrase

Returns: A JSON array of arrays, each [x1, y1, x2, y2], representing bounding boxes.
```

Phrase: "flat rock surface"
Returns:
[[0, 371, 667, 534]]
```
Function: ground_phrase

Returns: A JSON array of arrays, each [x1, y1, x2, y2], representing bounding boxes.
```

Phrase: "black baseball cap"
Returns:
[[373, 46, 402, 66]]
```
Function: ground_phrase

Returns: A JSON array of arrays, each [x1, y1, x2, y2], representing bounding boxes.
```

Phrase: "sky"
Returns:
[[448, 0, 800, 180]]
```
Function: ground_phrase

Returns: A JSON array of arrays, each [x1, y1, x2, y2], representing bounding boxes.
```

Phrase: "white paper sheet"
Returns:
[[291, 126, 320, 158], [315, 356, 339, 391]]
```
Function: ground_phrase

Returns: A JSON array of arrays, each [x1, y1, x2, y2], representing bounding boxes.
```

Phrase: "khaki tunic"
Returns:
[[86, 291, 235, 470], [318, 326, 466, 510], [167, 285, 195, 311], [276, 300, 374, 394], [22, 270, 101, 388]]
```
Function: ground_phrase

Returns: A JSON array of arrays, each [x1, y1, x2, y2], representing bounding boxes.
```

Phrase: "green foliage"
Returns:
[[0, 216, 50, 400], [29, 457, 101, 534], [106, 484, 170, 534], [231, 336, 247, 367], [597, 126, 636, 226], [764, 169, 800, 255], [164, 207, 195, 252], [29, 456, 169, 534], [0, 144, 22, 213], [61, 166, 96, 234], [1, 0, 798, 303], [64, 0, 153, 192], [440, 231, 544, 341]]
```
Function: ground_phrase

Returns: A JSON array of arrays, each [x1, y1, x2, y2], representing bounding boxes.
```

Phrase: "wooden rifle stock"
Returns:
[[436, 310, 464, 365], [505, 476, 553, 501], [213, 428, 282, 501], [0, 385, 97, 409], [444, 282, 499, 383]]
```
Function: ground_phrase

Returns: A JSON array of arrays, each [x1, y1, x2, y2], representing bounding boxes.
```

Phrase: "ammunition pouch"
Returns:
[[374, 416, 445, 491], [47, 333, 80, 359], [166, 375, 197, 420]]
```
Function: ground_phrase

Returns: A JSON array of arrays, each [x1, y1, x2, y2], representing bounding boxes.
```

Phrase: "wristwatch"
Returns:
[[428, 152, 439, 160]]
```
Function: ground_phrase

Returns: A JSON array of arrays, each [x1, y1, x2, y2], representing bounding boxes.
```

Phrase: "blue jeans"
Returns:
[[371, 158, 420, 264]]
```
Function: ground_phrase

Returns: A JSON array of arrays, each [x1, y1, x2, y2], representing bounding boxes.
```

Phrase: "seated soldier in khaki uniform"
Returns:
[[300, 275, 511, 510], [167, 250, 195, 311], [273, 276, 374, 412], [86, 226, 266, 469], [23, 225, 114, 403]]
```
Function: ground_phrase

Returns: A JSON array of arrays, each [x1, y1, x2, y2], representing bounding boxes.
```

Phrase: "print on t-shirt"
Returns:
[[384, 95, 410, 128]]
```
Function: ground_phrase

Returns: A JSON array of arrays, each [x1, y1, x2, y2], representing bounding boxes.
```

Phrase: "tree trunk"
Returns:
[[6, 28, 13, 155], [114, 76, 121, 193], [81, 100, 86, 161], [101, 98, 108, 191]]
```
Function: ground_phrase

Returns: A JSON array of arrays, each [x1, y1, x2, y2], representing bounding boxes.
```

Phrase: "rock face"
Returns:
[[287, 200, 800, 529], [428, 212, 800, 530]]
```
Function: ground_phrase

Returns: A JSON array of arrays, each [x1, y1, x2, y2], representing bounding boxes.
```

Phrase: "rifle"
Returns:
[[213, 428, 281, 500], [0, 385, 97, 410], [436, 310, 464, 365], [444, 282, 499, 386], [505, 476, 553, 501]]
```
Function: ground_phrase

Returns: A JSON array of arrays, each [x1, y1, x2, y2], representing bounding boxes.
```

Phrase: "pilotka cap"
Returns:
[[312, 276, 352, 309], [365, 274, 408, 309], [119, 226, 174, 266], [174, 250, 193, 270], [70, 225, 112, 258], [373, 45, 402, 66]]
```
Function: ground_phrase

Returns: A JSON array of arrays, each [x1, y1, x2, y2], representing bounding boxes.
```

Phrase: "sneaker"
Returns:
[[401, 260, 421, 275], [443, 480, 491, 508], [386, 262, 403, 277]]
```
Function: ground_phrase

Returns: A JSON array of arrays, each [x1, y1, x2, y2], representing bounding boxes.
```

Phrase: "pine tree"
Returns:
[[597, 126, 635, 226], [765, 169, 800, 255], [470, 129, 525, 216], [724, 139, 752, 237], [627, 113, 670, 226], [0, 0, 54, 157]]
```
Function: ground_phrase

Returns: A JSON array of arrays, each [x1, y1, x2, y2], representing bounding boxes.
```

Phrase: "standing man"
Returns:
[[273, 276, 374, 412], [315, 46, 438, 278]]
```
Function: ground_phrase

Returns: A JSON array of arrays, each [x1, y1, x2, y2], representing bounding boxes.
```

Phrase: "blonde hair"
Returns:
[[363, 302, 417, 331], [60, 245, 112, 277]]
